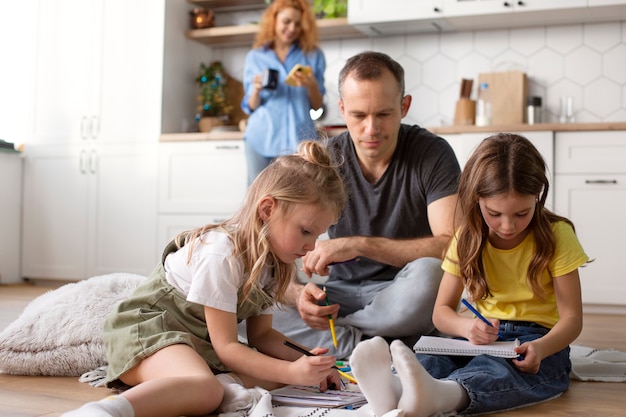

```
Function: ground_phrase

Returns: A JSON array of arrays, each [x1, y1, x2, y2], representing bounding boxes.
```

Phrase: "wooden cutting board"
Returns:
[[478, 71, 527, 125]]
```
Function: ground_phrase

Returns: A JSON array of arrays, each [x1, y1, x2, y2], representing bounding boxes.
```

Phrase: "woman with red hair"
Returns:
[[242, 0, 326, 184]]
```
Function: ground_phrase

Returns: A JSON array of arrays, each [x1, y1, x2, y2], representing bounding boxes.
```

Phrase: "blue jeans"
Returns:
[[417, 322, 571, 415], [271, 257, 443, 359], [245, 142, 274, 185]]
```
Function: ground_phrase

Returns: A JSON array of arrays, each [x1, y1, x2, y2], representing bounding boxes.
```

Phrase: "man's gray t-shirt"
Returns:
[[327, 124, 460, 283]]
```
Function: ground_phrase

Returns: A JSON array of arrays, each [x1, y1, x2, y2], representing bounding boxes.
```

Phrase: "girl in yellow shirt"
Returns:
[[351, 133, 589, 417]]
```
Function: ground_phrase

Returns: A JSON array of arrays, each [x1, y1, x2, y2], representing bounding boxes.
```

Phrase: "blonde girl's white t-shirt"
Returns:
[[442, 221, 589, 328], [163, 229, 274, 315]]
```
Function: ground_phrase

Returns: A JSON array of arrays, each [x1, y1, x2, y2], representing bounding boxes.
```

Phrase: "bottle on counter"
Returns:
[[475, 82, 492, 126], [526, 96, 542, 125]]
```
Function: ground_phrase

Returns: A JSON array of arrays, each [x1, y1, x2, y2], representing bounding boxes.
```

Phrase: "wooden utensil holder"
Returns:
[[454, 98, 476, 126]]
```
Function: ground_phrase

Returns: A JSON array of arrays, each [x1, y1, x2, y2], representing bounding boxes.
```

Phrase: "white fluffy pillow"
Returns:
[[0, 273, 144, 376]]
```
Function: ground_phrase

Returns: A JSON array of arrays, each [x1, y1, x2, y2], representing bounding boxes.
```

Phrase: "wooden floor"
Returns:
[[1, 283, 625, 417]]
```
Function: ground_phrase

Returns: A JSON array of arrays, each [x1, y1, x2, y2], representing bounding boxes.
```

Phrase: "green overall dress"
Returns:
[[103, 234, 275, 389]]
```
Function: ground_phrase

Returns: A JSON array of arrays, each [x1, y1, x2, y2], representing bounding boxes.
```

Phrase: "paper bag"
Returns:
[[478, 71, 527, 125]]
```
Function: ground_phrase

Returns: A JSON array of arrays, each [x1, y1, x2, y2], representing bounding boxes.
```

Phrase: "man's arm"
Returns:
[[351, 193, 458, 267], [302, 194, 459, 273]]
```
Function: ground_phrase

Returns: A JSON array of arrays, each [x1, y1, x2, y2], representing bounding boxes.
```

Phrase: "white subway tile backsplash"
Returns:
[[603, 44, 626, 83], [566, 46, 603, 85], [423, 55, 456, 90], [440, 31, 473, 60], [584, 78, 621, 118], [222, 20, 626, 127], [510, 27, 546, 56], [546, 25, 583, 54], [584, 22, 621, 52], [397, 56, 422, 90], [528, 49, 564, 86], [474, 30, 508, 58], [406, 32, 440, 61]]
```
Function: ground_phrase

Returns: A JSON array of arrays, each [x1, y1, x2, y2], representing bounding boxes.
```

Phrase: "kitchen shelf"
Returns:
[[188, 0, 265, 12], [186, 17, 364, 47]]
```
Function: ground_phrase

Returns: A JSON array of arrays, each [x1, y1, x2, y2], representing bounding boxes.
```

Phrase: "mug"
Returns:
[[262, 69, 279, 90]]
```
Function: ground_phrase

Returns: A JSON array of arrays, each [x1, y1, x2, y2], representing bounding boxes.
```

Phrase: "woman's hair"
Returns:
[[253, 0, 319, 52], [452, 133, 574, 300], [177, 140, 345, 306], [338, 51, 405, 98]]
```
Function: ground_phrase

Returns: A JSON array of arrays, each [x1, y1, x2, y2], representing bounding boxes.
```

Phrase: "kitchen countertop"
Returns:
[[428, 122, 626, 135], [160, 122, 626, 142], [160, 131, 244, 142]]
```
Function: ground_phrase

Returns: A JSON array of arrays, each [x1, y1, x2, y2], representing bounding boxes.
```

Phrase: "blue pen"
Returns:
[[461, 298, 504, 339]]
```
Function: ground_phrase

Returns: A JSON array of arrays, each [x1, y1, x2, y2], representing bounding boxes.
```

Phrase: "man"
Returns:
[[273, 51, 461, 359]]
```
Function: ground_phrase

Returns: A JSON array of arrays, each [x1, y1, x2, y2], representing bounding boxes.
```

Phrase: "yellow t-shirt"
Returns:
[[442, 221, 589, 328]]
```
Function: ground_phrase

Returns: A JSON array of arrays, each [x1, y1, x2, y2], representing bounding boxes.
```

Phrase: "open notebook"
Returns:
[[413, 336, 521, 359], [270, 385, 366, 408]]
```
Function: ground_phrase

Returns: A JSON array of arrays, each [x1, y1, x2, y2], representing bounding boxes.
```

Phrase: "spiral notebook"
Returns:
[[270, 385, 366, 408], [413, 336, 520, 358]]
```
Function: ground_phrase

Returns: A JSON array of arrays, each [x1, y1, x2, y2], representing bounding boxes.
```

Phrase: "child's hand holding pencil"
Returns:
[[284, 340, 357, 384]]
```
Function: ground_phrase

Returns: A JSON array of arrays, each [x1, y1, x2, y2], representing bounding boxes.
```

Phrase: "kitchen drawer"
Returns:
[[157, 214, 232, 252], [554, 173, 626, 306], [158, 141, 246, 214], [555, 131, 626, 174]]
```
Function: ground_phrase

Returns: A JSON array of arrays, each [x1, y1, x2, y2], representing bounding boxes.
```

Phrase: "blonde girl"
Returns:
[[63, 140, 345, 417], [351, 133, 589, 417]]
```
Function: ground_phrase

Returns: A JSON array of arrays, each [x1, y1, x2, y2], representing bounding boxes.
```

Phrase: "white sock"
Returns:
[[350, 337, 402, 417], [390, 340, 468, 417], [215, 373, 262, 413], [61, 395, 134, 417]]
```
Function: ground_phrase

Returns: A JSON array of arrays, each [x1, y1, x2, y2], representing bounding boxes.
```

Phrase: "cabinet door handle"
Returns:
[[79, 150, 88, 174], [585, 179, 617, 184], [81, 116, 89, 140], [90, 115, 100, 140], [89, 149, 97, 174], [517, 1, 524, 6], [216, 145, 240, 150], [503, 1, 511, 7]]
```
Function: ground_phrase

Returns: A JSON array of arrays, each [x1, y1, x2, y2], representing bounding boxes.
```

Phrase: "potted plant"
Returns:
[[313, 0, 347, 18], [195, 61, 233, 132]]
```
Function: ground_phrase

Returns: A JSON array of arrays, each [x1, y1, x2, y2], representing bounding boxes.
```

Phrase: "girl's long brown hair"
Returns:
[[452, 133, 574, 300], [176, 140, 345, 306], [253, 0, 319, 52]]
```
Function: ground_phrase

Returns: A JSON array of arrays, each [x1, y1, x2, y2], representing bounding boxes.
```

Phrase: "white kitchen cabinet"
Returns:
[[157, 140, 247, 251], [31, 0, 103, 146], [31, 0, 163, 146], [158, 141, 247, 214], [443, 131, 554, 209], [554, 131, 626, 309], [21, 144, 159, 280], [0, 152, 23, 284], [348, 0, 453, 35], [589, 0, 626, 5], [443, 0, 596, 31], [20, 0, 165, 281], [21, 147, 87, 279], [444, 0, 586, 16]]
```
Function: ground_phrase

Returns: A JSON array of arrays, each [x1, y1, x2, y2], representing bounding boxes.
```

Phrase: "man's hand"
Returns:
[[301, 238, 356, 277], [296, 282, 339, 330]]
